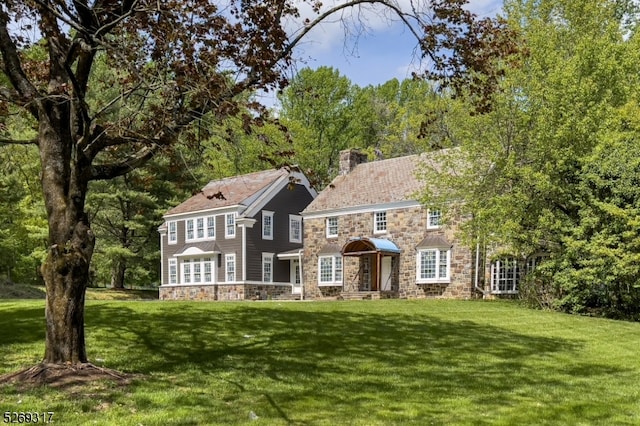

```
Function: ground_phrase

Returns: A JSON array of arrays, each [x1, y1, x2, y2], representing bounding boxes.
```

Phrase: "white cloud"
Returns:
[[289, 0, 503, 56], [283, 0, 505, 89]]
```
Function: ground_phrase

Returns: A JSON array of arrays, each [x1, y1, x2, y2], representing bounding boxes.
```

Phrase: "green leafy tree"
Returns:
[[421, 0, 640, 318], [552, 101, 640, 318], [0, 0, 511, 378], [278, 67, 356, 185], [351, 78, 455, 157]]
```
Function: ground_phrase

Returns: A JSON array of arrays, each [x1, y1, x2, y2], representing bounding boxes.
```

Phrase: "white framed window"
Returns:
[[526, 254, 546, 274], [181, 257, 215, 284], [204, 259, 212, 282], [427, 209, 442, 229], [416, 248, 450, 283], [262, 211, 274, 240], [318, 255, 343, 286], [326, 217, 338, 238], [289, 215, 302, 243], [207, 215, 216, 238], [374, 211, 387, 234], [186, 219, 195, 241], [262, 253, 273, 283], [491, 258, 520, 294], [185, 216, 215, 242], [193, 259, 202, 283], [183, 259, 192, 283], [225, 253, 236, 282], [168, 258, 177, 284], [225, 213, 236, 238], [168, 221, 177, 244], [196, 218, 205, 239]]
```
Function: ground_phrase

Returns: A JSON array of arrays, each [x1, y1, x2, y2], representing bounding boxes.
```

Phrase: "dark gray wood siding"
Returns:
[[161, 213, 242, 284], [245, 183, 314, 282]]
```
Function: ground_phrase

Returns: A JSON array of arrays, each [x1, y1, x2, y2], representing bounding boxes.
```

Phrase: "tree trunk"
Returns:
[[110, 258, 127, 289], [41, 223, 93, 364], [38, 102, 95, 365]]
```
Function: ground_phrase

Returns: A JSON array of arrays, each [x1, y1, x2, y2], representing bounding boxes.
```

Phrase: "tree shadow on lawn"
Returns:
[[80, 302, 630, 423], [0, 303, 45, 346]]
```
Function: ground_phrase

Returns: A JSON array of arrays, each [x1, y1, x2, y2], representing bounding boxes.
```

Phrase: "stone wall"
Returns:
[[159, 283, 293, 301], [303, 205, 477, 300]]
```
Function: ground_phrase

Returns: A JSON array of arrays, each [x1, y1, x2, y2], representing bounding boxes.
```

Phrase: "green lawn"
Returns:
[[1, 299, 639, 425]]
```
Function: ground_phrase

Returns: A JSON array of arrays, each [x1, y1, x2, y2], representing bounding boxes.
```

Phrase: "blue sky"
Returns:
[[288, 0, 504, 88]]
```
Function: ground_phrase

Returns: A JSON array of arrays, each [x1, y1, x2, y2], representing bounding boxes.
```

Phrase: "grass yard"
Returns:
[[1, 299, 639, 425]]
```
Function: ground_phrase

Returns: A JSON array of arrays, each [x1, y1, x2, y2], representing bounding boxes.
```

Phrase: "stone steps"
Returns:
[[272, 293, 302, 301], [339, 291, 399, 300]]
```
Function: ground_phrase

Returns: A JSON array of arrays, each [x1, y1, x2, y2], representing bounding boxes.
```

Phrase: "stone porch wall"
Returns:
[[160, 283, 293, 301]]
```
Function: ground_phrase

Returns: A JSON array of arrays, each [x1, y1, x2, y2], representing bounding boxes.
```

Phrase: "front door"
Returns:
[[291, 260, 302, 294], [381, 257, 392, 291]]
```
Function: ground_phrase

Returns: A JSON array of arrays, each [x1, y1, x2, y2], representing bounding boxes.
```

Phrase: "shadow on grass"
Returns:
[[82, 302, 629, 423], [0, 303, 45, 345], [0, 301, 633, 424]]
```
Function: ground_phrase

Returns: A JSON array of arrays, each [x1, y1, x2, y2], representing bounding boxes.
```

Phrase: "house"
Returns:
[[301, 148, 506, 300], [159, 168, 317, 301]]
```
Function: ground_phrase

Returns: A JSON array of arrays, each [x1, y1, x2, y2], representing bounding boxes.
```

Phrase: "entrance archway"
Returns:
[[341, 237, 400, 291]]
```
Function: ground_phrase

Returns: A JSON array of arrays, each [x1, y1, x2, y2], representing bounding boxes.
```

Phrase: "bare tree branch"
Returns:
[[89, 143, 161, 181], [0, 10, 39, 116]]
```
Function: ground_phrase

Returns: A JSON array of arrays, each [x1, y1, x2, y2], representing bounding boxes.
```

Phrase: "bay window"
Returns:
[[416, 248, 450, 283]]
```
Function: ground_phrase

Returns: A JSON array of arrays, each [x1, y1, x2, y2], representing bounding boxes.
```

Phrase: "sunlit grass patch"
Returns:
[[1, 299, 639, 425]]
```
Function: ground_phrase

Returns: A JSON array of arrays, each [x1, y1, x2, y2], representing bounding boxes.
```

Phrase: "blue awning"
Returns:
[[342, 237, 401, 256]]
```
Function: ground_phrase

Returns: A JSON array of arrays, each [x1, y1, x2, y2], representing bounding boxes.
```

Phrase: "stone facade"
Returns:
[[302, 205, 478, 300], [159, 283, 294, 301]]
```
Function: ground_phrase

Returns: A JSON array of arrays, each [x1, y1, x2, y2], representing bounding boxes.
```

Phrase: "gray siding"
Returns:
[[245, 183, 314, 282], [161, 182, 314, 286]]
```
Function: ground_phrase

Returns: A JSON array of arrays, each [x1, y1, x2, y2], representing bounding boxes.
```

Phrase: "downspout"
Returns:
[[298, 249, 304, 300], [240, 223, 246, 282], [474, 241, 490, 298]]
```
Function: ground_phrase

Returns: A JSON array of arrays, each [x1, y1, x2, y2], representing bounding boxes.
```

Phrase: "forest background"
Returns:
[[2, 0, 640, 320]]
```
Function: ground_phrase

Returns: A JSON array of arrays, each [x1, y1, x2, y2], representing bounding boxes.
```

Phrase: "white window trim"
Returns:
[[326, 217, 338, 238], [225, 212, 236, 239], [416, 248, 450, 284], [185, 215, 216, 242], [427, 209, 442, 230], [225, 253, 236, 283], [168, 221, 177, 245], [262, 210, 274, 240], [491, 258, 520, 294], [168, 258, 178, 284], [180, 257, 215, 284], [289, 215, 302, 243], [373, 211, 387, 234], [318, 255, 343, 286], [262, 253, 274, 283], [207, 215, 216, 239]]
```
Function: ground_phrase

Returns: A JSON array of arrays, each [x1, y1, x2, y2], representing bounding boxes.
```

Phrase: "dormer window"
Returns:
[[374, 211, 387, 234]]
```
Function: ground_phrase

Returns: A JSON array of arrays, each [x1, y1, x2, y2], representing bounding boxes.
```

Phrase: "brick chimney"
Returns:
[[339, 148, 367, 175]]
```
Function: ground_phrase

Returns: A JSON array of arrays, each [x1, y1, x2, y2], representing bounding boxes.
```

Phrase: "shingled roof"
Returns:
[[304, 149, 450, 213], [164, 168, 288, 216]]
